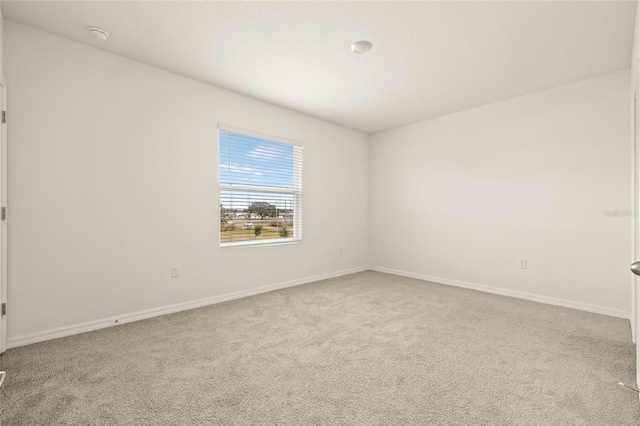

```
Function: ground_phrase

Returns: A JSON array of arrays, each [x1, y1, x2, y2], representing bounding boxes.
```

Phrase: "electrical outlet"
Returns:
[[518, 259, 528, 269], [171, 265, 180, 278], [338, 247, 343, 255]]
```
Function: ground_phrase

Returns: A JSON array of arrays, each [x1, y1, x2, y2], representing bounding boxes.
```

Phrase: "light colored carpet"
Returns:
[[0, 271, 638, 425]]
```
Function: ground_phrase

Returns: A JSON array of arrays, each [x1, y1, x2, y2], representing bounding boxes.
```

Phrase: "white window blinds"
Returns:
[[219, 126, 303, 246]]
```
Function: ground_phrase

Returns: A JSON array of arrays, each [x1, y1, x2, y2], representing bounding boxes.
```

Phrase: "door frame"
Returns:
[[632, 93, 637, 345], [633, 75, 640, 392], [0, 80, 6, 353]]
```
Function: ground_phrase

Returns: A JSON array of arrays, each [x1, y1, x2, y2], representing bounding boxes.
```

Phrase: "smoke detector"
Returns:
[[88, 27, 109, 42], [351, 40, 372, 55]]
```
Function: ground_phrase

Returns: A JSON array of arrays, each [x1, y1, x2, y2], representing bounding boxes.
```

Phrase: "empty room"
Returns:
[[0, 0, 639, 424]]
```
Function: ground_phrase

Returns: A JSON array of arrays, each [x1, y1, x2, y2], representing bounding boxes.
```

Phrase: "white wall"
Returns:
[[370, 70, 632, 317], [5, 22, 369, 344]]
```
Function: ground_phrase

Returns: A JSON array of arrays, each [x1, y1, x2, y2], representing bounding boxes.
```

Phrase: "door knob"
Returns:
[[631, 261, 640, 276]]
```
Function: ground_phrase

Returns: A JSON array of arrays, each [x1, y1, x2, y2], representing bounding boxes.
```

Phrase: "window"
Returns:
[[219, 125, 303, 247]]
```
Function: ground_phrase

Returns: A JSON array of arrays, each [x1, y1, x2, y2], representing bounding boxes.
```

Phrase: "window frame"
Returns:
[[218, 124, 303, 248]]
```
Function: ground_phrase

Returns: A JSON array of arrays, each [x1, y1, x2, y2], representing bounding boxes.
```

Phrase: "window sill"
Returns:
[[220, 238, 302, 248]]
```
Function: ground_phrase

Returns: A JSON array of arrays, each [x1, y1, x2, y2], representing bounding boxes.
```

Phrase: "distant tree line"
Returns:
[[220, 202, 291, 219]]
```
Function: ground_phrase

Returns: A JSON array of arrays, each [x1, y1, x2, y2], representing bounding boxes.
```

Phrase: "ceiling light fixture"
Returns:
[[351, 40, 372, 55], [88, 26, 109, 42]]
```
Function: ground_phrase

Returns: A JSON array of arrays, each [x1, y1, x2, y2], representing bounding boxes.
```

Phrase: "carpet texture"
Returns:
[[0, 271, 638, 425]]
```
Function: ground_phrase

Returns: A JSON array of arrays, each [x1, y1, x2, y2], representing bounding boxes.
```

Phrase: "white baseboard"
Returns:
[[370, 266, 631, 320], [9, 265, 630, 349], [7, 266, 368, 349]]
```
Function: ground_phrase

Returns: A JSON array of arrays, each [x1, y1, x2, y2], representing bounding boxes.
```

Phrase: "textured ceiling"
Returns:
[[2, 1, 637, 134]]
